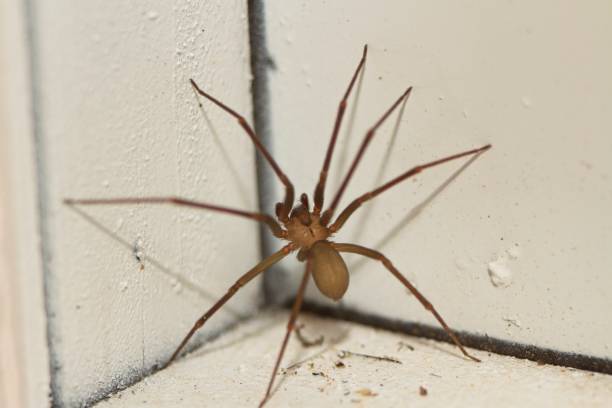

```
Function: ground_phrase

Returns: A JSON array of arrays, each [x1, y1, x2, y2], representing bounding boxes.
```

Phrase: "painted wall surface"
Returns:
[[263, 1, 612, 359], [34, 1, 260, 406]]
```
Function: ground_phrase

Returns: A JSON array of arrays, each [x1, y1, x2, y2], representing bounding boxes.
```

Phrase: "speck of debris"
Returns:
[[281, 368, 298, 376], [419, 386, 428, 396], [338, 349, 402, 364], [312, 371, 325, 377], [335, 361, 346, 368], [537, 360, 546, 366], [355, 388, 378, 397], [397, 341, 414, 351]]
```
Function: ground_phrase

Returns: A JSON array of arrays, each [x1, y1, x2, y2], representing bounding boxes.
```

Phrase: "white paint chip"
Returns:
[[488, 258, 514, 288], [507, 245, 522, 260], [146, 11, 159, 21], [521, 96, 533, 108]]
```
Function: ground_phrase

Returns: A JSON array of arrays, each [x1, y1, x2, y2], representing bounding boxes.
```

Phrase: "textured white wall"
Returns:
[[6, 2, 612, 406], [264, 1, 612, 359], [34, 1, 260, 406]]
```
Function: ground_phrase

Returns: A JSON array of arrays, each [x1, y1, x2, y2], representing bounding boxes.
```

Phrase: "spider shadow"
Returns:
[[330, 52, 409, 208], [348, 152, 485, 274], [269, 314, 351, 399], [185, 311, 283, 361], [409, 336, 476, 362], [190, 85, 254, 208], [320, 53, 486, 270], [348, 89, 410, 246], [65, 203, 244, 318]]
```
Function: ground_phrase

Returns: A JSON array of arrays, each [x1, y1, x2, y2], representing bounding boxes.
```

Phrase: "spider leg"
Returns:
[[259, 259, 312, 407], [321, 86, 413, 225], [332, 243, 480, 362], [329, 144, 491, 232], [163, 243, 295, 369], [189, 79, 294, 221], [63, 196, 286, 238], [313, 45, 368, 215]]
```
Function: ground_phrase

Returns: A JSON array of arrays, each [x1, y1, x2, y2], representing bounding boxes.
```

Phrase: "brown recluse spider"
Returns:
[[65, 44, 491, 407]]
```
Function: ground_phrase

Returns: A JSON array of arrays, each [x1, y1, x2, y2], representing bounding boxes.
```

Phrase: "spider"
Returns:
[[65, 45, 490, 407]]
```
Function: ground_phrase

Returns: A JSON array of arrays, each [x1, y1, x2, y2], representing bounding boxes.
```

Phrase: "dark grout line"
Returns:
[[22, 0, 64, 406], [247, 0, 291, 306], [300, 301, 612, 376]]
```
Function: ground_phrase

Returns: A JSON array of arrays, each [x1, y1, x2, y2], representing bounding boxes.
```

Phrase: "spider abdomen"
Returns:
[[310, 241, 349, 301]]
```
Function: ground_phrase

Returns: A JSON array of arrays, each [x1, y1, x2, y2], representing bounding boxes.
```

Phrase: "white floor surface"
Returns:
[[97, 310, 612, 407]]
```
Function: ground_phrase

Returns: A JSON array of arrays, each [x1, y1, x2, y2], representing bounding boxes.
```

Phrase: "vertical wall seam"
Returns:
[[247, 0, 286, 305], [22, 0, 61, 405]]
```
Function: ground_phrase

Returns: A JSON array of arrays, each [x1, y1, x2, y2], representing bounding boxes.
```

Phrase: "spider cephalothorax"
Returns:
[[284, 194, 331, 250], [66, 45, 490, 407], [283, 193, 349, 301]]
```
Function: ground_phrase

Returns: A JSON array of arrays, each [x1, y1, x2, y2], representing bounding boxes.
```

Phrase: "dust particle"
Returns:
[[355, 388, 378, 397]]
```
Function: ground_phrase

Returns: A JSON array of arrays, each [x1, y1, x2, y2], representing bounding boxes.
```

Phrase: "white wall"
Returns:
[[4, 2, 611, 406], [264, 1, 612, 359], [28, 1, 260, 406]]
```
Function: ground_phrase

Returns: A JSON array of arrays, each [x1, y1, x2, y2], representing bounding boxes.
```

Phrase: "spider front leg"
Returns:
[[189, 79, 295, 221], [259, 259, 312, 407], [313, 45, 368, 215], [164, 243, 295, 368], [333, 243, 480, 363], [329, 144, 491, 232], [63, 196, 286, 238], [320, 86, 413, 225]]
